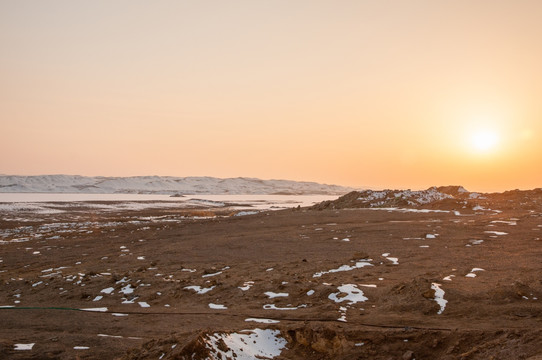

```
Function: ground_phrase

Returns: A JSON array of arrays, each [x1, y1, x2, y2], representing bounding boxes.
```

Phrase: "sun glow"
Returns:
[[470, 130, 500, 152]]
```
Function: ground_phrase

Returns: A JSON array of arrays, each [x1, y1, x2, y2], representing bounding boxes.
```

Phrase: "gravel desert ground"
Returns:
[[1, 187, 542, 359]]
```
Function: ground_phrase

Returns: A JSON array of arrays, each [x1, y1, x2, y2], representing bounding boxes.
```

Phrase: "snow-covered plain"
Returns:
[[0, 194, 339, 213]]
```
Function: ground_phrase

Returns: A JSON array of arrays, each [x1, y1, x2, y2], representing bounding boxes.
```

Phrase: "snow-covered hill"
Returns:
[[0, 175, 353, 195]]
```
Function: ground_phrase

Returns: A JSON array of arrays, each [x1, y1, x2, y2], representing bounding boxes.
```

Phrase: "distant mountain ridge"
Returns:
[[0, 175, 354, 195]]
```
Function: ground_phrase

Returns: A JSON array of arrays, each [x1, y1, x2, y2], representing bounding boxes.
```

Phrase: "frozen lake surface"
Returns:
[[0, 193, 339, 211]]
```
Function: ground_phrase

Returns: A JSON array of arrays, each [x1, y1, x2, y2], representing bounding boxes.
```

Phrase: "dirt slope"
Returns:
[[1, 190, 542, 359]]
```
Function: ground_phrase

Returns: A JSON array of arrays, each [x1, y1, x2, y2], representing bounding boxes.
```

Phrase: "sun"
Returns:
[[470, 130, 500, 152]]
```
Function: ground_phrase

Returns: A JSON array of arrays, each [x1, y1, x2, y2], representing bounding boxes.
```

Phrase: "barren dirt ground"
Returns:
[[1, 200, 542, 359]]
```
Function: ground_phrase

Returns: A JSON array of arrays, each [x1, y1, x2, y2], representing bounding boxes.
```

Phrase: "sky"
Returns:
[[1, 1, 541, 192]]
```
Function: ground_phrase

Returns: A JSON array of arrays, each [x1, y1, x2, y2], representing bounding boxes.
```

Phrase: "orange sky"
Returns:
[[1, 1, 541, 192]]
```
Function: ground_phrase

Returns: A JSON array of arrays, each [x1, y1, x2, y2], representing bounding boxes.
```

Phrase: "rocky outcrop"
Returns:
[[313, 186, 542, 212]]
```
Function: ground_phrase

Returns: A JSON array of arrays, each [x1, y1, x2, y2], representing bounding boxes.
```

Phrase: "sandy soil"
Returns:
[[1, 195, 542, 359]]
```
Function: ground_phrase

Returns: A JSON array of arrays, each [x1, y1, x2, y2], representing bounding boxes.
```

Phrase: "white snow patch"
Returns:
[[209, 303, 227, 310], [329, 285, 368, 322], [119, 284, 135, 295], [328, 284, 368, 305], [81, 307, 108, 312], [264, 292, 288, 299], [204, 328, 286, 360], [184, 285, 215, 294], [313, 260, 372, 278], [235, 211, 259, 216], [97, 334, 123, 339], [202, 271, 222, 278], [245, 318, 280, 324], [382, 253, 399, 265], [485, 231, 508, 236], [431, 283, 447, 314], [14, 343, 35, 350], [263, 304, 307, 311], [121, 297, 138, 304], [138, 302, 150, 308], [367, 207, 451, 214], [239, 281, 254, 291], [466, 268, 485, 278], [491, 220, 517, 226]]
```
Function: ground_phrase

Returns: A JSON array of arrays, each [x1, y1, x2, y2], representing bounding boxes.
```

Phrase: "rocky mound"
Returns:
[[313, 186, 542, 213]]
